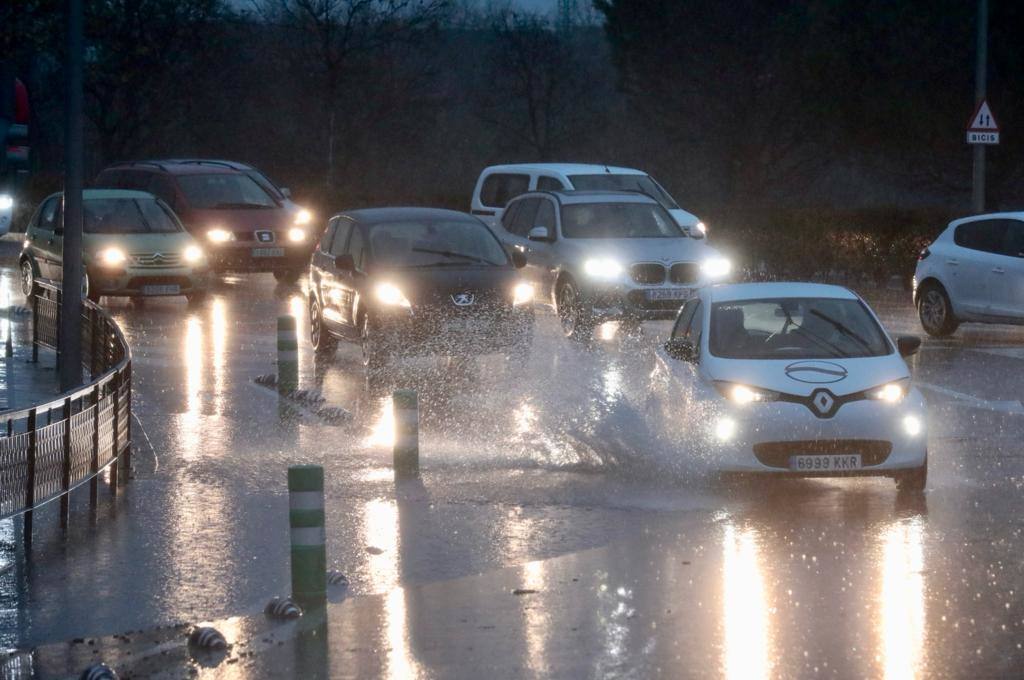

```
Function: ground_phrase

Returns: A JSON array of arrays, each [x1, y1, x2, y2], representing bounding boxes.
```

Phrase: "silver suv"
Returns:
[[495, 190, 731, 340]]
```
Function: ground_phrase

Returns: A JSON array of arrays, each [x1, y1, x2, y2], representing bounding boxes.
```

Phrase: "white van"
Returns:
[[470, 163, 705, 237]]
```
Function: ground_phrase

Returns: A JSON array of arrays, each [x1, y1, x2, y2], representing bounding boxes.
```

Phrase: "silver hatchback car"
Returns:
[[495, 190, 732, 340]]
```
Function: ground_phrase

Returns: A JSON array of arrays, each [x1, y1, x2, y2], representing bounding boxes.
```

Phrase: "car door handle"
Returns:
[[992, 267, 1005, 274]]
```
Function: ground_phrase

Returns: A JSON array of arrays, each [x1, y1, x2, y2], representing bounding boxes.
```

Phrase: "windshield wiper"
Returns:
[[411, 247, 497, 265], [809, 310, 872, 351], [213, 202, 273, 209]]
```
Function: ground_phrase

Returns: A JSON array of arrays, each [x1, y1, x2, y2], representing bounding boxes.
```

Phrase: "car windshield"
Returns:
[[561, 202, 683, 239], [176, 173, 278, 209], [709, 297, 892, 359], [567, 174, 680, 209], [369, 219, 509, 267], [84, 198, 182, 234]]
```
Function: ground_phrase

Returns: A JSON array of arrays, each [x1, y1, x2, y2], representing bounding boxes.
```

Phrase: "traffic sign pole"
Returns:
[[971, 0, 988, 213]]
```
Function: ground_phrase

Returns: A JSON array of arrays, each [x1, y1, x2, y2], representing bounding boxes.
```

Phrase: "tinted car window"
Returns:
[[369, 219, 509, 267], [148, 175, 178, 209], [177, 174, 277, 209], [319, 219, 338, 254], [509, 198, 540, 237], [671, 299, 700, 339], [1003, 220, 1024, 257], [500, 201, 521, 231], [84, 198, 182, 234], [535, 199, 556, 229], [561, 202, 682, 239], [119, 171, 153, 191], [537, 176, 566, 191], [709, 298, 891, 360], [480, 173, 530, 208], [954, 220, 1007, 254], [330, 220, 353, 257], [347, 227, 366, 270], [37, 197, 59, 231], [93, 170, 122, 188]]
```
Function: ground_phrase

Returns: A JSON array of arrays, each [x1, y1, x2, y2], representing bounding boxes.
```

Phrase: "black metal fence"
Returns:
[[1, 281, 132, 542]]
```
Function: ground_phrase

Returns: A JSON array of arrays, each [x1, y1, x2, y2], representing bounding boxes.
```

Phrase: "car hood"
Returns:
[[374, 266, 526, 307], [84, 231, 198, 254], [182, 206, 294, 233], [560, 237, 721, 265], [706, 354, 911, 398]]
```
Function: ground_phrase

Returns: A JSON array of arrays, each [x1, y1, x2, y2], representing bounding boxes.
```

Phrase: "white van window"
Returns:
[[480, 173, 529, 208]]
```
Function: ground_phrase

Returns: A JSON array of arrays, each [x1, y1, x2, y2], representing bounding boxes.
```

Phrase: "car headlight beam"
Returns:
[[867, 379, 910, 403], [700, 256, 732, 280], [294, 208, 313, 225], [0, 194, 13, 211], [375, 282, 411, 308], [714, 381, 779, 404], [97, 247, 127, 267], [207, 228, 234, 243], [287, 227, 307, 243], [512, 282, 534, 306], [583, 258, 623, 280], [183, 245, 204, 264]]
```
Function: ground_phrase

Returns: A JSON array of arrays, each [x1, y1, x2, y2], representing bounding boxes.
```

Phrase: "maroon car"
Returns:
[[94, 160, 314, 281]]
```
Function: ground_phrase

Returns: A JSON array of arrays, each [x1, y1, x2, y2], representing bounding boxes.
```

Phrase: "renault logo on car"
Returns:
[[452, 292, 475, 306], [811, 389, 836, 416]]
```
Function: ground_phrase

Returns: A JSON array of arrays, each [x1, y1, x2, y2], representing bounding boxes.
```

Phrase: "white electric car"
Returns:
[[651, 283, 928, 490]]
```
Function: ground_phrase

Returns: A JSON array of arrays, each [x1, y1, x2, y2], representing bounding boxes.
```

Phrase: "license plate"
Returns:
[[789, 454, 862, 472], [252, 247, 285, 258], [645, 288, 692, 301], [442, 319, 480, 334], [142, 284, 180, 296]]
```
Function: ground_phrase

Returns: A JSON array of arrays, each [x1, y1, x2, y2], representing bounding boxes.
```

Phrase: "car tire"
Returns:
[[895, 455, 927, 493], [361, 315, 388, 374], [309, 297, 337, 356], [20, 259, 36, 298], [917, 284, 958, 337], [273, 268, 303, 285], [557, 279, 593, 342]]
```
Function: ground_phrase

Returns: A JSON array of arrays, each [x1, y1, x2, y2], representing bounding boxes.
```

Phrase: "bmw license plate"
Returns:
[[142, 284, 180, 296], [789, 454, 862, 472], [645, 288, 692, 301], [252, 247, 285, 258]]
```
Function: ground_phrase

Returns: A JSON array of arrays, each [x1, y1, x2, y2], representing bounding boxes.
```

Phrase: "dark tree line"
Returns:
[[6, 0, 1024, 227]]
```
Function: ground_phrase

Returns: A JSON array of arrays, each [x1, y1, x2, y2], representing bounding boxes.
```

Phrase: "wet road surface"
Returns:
[[2, 271, 1024, 677]]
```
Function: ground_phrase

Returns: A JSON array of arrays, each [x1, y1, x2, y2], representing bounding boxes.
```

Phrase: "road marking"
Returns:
[[970, 347, 1024, 360], [917, 381, 1024, 415]]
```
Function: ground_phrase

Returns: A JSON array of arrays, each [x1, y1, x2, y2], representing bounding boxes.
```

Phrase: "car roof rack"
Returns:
[[173, 159, 251, 170], [109, 160, 169, 172]]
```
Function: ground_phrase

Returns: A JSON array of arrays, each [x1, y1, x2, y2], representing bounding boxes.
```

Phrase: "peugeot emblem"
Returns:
[[451, 292, 475, 306]]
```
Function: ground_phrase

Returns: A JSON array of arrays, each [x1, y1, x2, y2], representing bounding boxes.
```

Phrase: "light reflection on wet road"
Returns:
[[2, 272, 1024, 677]]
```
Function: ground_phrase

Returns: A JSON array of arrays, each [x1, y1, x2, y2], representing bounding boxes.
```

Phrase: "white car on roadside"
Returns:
[[470, 163, 707, 237], [913, 212, 1024, 336], [650, 283, 928, 490]]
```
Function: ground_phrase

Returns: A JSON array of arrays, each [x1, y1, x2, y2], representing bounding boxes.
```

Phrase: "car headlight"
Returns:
[[693, 221, 707, 236], [207, 228, 234, 243], [183, 245, 204, 264], [700, 256, 731, 280], [714, 417, 737, 441], [867, 378, 910, 403], [375, 282, 411, 308], [714, 381, 779, 404], [294, 208, 313, 226], [97, 247, 127, 267], [512, 282, 534, 306], [287, 227, 307, 243], [583, 258, 623, 279], [0, 194, 13, 211]]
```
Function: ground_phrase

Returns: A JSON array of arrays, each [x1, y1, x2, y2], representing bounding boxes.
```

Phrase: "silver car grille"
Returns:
[[629, 262, 699, 285], [131, 252, 182, 267]]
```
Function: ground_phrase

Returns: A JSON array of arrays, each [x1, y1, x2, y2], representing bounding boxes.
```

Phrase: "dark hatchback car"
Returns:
[[308, 208, 535, 369], [94, 160, 314, 281]]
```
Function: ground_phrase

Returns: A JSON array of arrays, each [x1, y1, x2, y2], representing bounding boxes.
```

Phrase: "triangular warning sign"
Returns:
[[968, 100, 999, 131]]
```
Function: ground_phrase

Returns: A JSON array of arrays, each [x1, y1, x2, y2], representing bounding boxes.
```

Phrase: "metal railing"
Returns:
[[1, 281, 132, 543]]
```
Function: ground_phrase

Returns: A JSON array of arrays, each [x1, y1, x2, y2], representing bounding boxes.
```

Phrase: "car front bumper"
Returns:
[[373, 306, 534, 355], [90, 265, 211, 297], [580, 281, 705, 321], [205, 242, 312, 273], [699, 392, 928, 476]]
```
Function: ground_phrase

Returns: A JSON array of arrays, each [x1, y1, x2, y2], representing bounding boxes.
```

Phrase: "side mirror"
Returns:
[[897, 335, 921, 358], [510, 250, 527, 268], [280, 187, 292, 198], [335, 253, 355, 271], [527, 226, 552, 242], [664, 338, 698, 362]]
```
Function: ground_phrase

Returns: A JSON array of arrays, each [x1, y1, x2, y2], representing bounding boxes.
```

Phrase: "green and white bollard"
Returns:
[[277, 315, 298, 395], [393, 390, 419, 478], [288, 465, 326, 606]]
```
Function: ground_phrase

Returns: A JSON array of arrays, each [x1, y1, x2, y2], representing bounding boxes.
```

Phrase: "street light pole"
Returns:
[[971, 0, 988, 213], [60, 0, 84, 391]]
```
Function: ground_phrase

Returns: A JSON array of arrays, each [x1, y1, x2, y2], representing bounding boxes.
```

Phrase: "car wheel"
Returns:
[[917, 284, 958, 337], [895, 455, 927, 493], [20, 260, 35, 298], [361, 315, 388, 373], [557, 280, 593, 342], [273, 269, 302, 284], [310, 297, 337, 356]]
